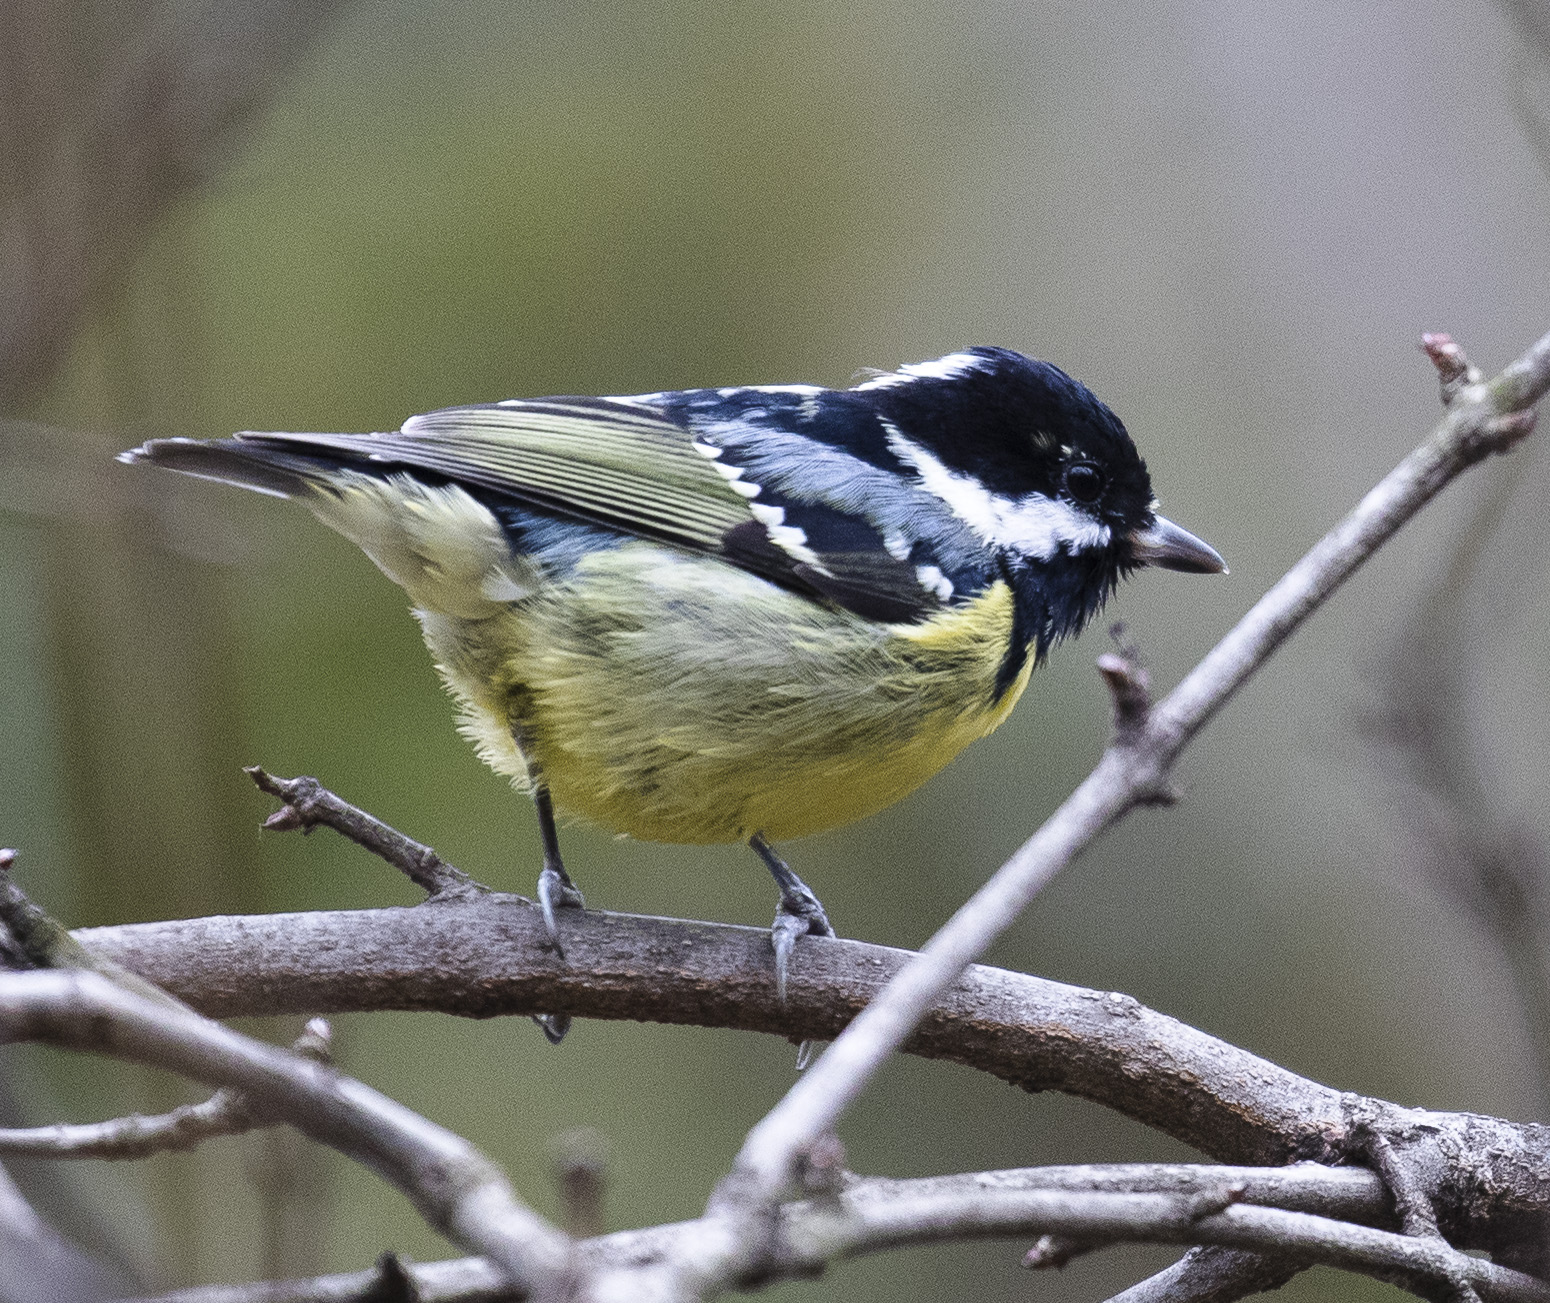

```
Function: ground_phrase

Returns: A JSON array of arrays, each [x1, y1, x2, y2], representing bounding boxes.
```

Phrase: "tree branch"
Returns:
[[111, 1163, 1546, 1303], [245, 768, 486, 899], [72, 903, 1352, 1162], [0, 970, 574, 1300], [0, 1018, 331, 1160], [1102, 1246, 1307, 1303], [73, 902, 1550, 1256]]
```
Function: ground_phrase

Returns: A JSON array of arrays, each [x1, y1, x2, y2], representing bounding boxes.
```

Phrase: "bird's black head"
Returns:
[[855, 346, 1224, 654]]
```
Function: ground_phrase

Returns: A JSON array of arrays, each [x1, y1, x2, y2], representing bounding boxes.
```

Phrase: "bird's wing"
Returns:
[[239, 396, 941, 622], [243, 398, 748, 552]]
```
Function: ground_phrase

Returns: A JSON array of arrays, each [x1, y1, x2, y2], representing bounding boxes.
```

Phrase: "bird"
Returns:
[[120, 346, 1224, 1041]]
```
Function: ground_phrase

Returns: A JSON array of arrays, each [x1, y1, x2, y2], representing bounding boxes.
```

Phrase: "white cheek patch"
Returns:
[[853, 351, 990, 392], [885, 425, 1112, 560]]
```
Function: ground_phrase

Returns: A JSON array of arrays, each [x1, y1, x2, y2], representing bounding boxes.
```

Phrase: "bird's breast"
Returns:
[[423, 542, 1036, 844]]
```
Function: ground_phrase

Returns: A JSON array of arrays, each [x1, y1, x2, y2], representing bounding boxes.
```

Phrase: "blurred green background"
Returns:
[[3, 0, 1550, 1298]]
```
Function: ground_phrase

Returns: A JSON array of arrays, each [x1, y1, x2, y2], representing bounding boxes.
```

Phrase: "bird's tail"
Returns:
[[117, 436, 348, 500]]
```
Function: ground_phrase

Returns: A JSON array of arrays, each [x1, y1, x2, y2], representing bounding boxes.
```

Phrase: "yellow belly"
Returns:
[[419, 541, 1034, 844]]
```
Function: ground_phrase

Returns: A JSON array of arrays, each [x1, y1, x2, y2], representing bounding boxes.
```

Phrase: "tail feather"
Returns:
[[118, 437, 347, 499]]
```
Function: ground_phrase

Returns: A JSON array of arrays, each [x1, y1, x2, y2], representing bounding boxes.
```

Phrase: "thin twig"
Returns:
[[0, 1019, 332, 1160], [1348, 1102, 1485, 1303], [246, 768, 486, 899], [0, 970, 573, 1300], [709, 330, 1550, 1260], [1102, 1246, 1307, 1303], [113, 1164, 1538, 1303]]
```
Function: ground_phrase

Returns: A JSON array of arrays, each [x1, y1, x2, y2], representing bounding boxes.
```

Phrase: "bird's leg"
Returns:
[[510, 717, 585, 951], [528, 783, 583, 1046], [512, 717, 583, 1046], [533, 782, 585, 951], [750, 833, 835, 1003]]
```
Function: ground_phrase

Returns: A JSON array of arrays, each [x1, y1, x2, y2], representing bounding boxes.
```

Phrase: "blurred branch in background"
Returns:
[[0, 0, 350, 1285], [0, 1159, 131, 1303], [0, 0, 349, 411], [1365, 460, 1550, 1105], [1500, 0, 1550, 174]]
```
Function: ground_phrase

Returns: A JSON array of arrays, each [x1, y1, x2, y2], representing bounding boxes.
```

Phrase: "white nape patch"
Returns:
[[853, 351, 990, 392], [750, 502, 823, 568], [884, 422, 1111, 560], [882, 530, 911, 561], [691, 440, 723, 460], [915, 564, 954, 602]]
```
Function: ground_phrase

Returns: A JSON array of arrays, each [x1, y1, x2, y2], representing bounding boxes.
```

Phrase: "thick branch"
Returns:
[[73, 903, 1350, 1162], [73, 903, 1550, 1250], [0, 970, 573, 1299]]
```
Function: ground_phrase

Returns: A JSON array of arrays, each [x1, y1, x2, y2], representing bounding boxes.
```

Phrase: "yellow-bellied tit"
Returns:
[[120, 347, 1224, 1029]]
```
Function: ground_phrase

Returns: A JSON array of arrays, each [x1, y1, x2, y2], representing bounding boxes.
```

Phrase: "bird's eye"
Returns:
[[1064, 463, 1104, 503]]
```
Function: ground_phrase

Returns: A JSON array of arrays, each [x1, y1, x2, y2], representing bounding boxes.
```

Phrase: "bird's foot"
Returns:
[[537, 864, 585, 959], [770, 886, 835, 1004], [534, 862, 583, 1045], [531, 1012, 572, 1044]]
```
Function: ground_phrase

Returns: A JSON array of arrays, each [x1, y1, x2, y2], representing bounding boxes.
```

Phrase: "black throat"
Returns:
[[994, 550, 1127, 699]]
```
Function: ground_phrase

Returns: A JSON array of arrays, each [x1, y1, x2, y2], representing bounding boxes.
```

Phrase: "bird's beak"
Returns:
[[1128, 515, 1228, 574]]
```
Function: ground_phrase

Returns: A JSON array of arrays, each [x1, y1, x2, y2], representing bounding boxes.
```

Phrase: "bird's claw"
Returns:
[[771, 912, 803, 1004], [532, 1012, 572, 1044], [537, 865, 585, 957], [771, 892, 835, 1002]]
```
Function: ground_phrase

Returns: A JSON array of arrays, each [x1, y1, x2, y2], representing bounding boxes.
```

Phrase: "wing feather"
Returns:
[[231, 392, 953, 623], [241, 398, 749, 551]]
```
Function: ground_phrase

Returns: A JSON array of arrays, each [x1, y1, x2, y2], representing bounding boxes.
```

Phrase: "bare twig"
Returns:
[[552, 1129, 608, 1240], [1021, 1232, 1093, 1268], [246, 769, 486, 899], [0, 970, 573, 1299], [112, 1164, 1536, 1303], [0, 1018, 331, 1160], [1348, 1101, 1486, 1303], [707, 329, 1550, 1266], [1102, 1247, 1307, 1303]]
